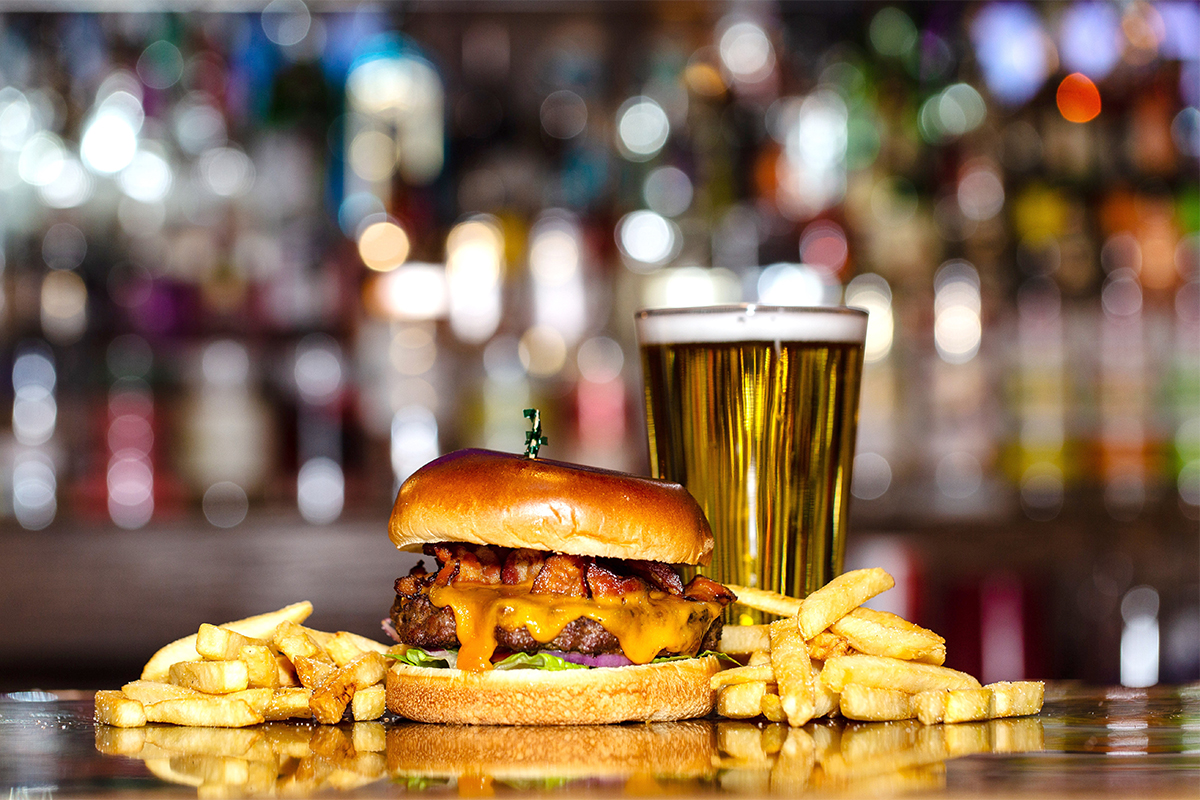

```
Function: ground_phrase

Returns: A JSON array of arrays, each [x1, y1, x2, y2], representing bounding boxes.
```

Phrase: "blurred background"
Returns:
[[0, 1, 1196, 691]]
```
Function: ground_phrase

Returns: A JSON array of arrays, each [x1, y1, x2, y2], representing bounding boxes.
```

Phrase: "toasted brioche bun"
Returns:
[[386, 655, 722, 725], [389, 449, 713, 566], [385, 719, 717, 780]]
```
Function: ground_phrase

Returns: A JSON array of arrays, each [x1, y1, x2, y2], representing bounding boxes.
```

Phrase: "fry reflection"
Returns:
[[97, 716, 1043, 796]]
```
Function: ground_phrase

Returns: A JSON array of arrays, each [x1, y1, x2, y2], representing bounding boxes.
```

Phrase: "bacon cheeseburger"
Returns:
[[384, 449, 734, 725]]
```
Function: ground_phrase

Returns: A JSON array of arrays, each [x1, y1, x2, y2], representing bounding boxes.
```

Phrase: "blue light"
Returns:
[[1059, 2, 1121, 80], [970, 2, 1050, 107], [1157, 2, 1200, 62]]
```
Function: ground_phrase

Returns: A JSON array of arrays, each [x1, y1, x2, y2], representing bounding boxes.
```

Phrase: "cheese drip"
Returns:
[[428, 583, 719, 672]]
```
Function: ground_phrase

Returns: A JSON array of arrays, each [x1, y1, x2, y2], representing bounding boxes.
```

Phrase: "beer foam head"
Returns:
[[636, 305, 867, 344]]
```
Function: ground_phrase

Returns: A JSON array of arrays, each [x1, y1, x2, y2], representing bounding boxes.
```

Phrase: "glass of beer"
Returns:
[[635, 305, 868, 621]]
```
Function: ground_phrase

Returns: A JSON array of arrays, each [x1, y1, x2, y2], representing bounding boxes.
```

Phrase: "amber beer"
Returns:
[[636, 306, 867, 621]]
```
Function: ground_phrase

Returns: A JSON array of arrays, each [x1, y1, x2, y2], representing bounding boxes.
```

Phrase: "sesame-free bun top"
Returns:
[[388, 449, 714, 566]]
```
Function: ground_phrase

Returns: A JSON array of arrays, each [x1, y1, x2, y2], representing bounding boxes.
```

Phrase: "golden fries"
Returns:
[[796, 568, 895, 640], [769, 619, 816, 727], [96, 602, 391, 735], [707, 568, 1044, 731], [309, 652, 387, 724], [719, 624, 771, 654], [169, 660, 250, 695], [712, 664, 775, 689], [145, 696, 263, 728], [141, 601, 313, 682], [987, 681, 1045, 718], [718, 680, 768, 718], [829, 608, 946, 665], [94, 689, 148, 728], [840, 685, 914, 721], [820, 655, 980, 694]]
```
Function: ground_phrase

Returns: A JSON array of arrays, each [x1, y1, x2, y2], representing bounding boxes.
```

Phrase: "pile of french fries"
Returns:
[[96, 719, 387, 795], [715, 568, 1044, 726], [94, 602, 394, 729]]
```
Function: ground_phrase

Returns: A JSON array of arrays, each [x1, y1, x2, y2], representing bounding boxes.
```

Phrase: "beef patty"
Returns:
[[390, 558, 729, 658]]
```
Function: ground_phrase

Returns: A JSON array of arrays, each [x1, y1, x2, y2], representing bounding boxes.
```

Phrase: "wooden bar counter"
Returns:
[[1, 683, 1196, 798]]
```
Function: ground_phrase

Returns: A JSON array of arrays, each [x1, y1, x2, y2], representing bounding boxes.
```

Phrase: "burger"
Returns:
[[383, 448, 735, 725]]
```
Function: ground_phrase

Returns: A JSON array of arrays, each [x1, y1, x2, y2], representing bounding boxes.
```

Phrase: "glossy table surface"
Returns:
[[2, 683, 1198, 799]]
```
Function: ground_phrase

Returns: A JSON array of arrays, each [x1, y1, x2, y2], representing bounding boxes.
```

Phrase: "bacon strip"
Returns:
[[530, 554, 589, 597], [682, 575, 737, 606], [585, 562, 646, 597]]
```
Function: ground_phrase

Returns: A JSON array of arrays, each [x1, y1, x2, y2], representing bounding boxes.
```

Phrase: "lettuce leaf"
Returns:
[[653, 650, 739, 666], [492, 651, 589, 671], [388, 647, 732, 670], [387, 647, 454, 669]]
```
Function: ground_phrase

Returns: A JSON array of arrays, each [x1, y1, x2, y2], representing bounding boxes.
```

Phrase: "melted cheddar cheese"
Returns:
[[428, 582, 720, 672]]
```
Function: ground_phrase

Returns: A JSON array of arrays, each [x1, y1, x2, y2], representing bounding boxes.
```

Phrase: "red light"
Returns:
[[1056, 73, 1101, 123]]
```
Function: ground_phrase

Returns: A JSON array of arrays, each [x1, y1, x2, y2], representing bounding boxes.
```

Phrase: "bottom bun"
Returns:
[[385, 655, 722, 725]]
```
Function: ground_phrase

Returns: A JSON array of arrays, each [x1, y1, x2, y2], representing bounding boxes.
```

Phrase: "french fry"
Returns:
[[237, 644, 279, 689], [747, 649, 772, 667], [145, 696, 263, 728], [309, 652, 387, 724], [121, 680, 200, 705], [839, 685, 914, 721], [351, 683, 386, 721], [796, 568, 895, 640], [168, 660, 250, 695], [718, 680, 768, 718], [820, 655, 980, 694], [325, 631, 390, 666], [761, 692, 788, 723], [829, 607, 946, 665], [807, 630, 855, 661], [225, 687, 274, 717], [943, 688, 992, 724], [726, 585, 803, 617], [95, 689, 147, 728], [986, 681, 1044, 718], [263, 687, 313, 721], [195, 624, 268, 661], [711, 664, 775, 689], [719, 624, 771, 655], [914, 689, 947, 725], [294, 655, 337, 690], [276, 653, 300, 687], [812, 673, 841, 719], [141, 601, 313, 681], [769, 619, 816, 727], [272, 621, 332, 664]]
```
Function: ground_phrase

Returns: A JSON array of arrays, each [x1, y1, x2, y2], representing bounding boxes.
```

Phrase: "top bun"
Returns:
[[389, 449, 713, 566]]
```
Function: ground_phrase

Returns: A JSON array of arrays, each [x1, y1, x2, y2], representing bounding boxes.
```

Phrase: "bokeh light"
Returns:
[[616, 210, 679, 270], [845, 273, 895, 363], [357, 220, 411, 272], [718, 19, 775, 85], [616, 97, 669, 161], [1057, 73, 1102, 123]]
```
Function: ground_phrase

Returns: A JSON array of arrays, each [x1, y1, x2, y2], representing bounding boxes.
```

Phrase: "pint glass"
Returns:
[[636, 305, 868, 621]]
